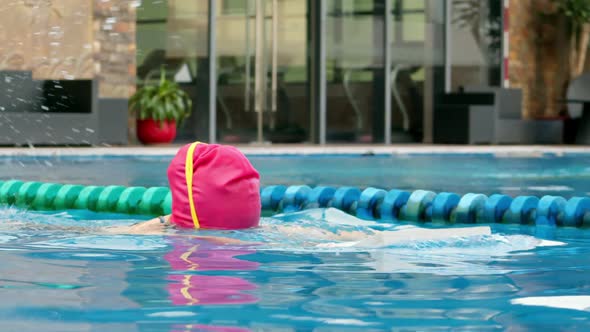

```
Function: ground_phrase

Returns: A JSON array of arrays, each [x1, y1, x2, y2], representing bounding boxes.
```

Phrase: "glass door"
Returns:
[[136, 0, 210, 142], [447, 0, 502, 91], [387, 0, 445, 143], [325, 0, 386, 143], [215, 0, 310, 144]]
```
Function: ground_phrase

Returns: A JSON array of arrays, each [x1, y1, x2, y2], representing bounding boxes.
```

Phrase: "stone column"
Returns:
[[509, 0, 569, 118], [93, 0, 137, 99]]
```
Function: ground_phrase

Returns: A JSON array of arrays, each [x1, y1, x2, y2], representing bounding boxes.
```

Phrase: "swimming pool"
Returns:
[[0, 151, 590, 330], [1, 151, 590, 197]]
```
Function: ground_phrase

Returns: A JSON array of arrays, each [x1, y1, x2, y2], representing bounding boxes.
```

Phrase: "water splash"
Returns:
[[30, 235, 168, 251], [0, 207, 568, 275]]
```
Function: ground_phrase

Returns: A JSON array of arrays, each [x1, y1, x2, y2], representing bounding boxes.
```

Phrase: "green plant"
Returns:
[[129, 69, 193, 125], [552, 0, 590, 77]]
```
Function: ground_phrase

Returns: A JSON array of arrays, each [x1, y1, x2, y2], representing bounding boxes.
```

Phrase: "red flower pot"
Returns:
[[136, 119, 177, 144]]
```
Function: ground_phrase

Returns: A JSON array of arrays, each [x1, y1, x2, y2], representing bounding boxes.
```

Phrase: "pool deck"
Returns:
[[0, 144, 589, 157]]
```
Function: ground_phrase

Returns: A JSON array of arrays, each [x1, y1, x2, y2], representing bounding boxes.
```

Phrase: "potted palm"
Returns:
[[129, 70, 193, 144], [552, 0, 590, 79]]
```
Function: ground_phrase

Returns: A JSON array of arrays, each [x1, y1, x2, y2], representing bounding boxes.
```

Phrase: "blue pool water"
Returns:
[[0, 153, 589, 330], [0, 152, 589, 197]]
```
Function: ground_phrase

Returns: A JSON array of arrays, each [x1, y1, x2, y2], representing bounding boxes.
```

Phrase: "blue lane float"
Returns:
[[431, 192, 460, 224], [305, 186, 336, 210], [379, 190, 410, 222], [564, 197, 590, 227], [482, 194, 513, 224], [357, 187, 387, 220], [1, 180, 590, 228], [282, 185, 312, 213], [400, 190, 436, 223], [330, 187, 361, 214], [453, 193, 487, 224]]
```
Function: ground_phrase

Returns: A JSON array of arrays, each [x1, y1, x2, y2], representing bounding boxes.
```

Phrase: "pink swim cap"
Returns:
[[167, 142, 261, 229]]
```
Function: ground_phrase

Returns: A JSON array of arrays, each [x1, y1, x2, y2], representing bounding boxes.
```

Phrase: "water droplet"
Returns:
[[48, 26, 64, 40], [35, 282, 83, 290]]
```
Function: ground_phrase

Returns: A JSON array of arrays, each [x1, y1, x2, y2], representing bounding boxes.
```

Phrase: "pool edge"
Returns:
[[0, 145, 589, 158]]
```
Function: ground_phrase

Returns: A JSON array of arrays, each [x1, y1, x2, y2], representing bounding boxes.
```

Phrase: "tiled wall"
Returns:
[[0, 0, 94, 79], [0, 0, 136, 99]]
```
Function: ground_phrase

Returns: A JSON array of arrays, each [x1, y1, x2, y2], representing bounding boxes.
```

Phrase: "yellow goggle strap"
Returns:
[[180, 275, 199, 305], [180, 245, 200, 305], [185, 142, 201, 229]]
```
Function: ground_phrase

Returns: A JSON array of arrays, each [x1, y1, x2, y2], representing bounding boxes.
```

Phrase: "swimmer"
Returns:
[[105, 141, 492, 247], [105, 142, 261, 240]]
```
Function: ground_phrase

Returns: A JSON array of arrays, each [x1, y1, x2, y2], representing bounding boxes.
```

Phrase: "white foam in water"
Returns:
[[266, 209, 567, 275], [73, 253, 116, 258], [147, 311, 197, 318], [527, 185, 574, 192], [286, 208, 565, 251], [272, 315, 376, 327], [29, 235, 168, 251], [274, 208, 386, 228], [0, 207, 568, 276], [511, 296, 590, 311], [0, 207, 77, 227], [318, 225, 493, 248], [0, 207, 142, 234], [0, 235, 17, 244], [356, 233, 566, 275]]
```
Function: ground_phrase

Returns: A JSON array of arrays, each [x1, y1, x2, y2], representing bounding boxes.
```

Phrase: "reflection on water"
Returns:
[[164, 236, 259, 306], [0, 208, 588, 330]]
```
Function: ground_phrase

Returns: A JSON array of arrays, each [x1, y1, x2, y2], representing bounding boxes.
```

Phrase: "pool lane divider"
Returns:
[[1, 180, 589, 227]]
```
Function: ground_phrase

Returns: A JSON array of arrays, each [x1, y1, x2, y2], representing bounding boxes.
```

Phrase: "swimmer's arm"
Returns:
[[103, 215, 170, 235], [102, 215, 248, 244]]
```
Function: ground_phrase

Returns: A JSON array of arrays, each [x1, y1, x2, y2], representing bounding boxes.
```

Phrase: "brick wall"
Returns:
[[93, 0, 137, 99]]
